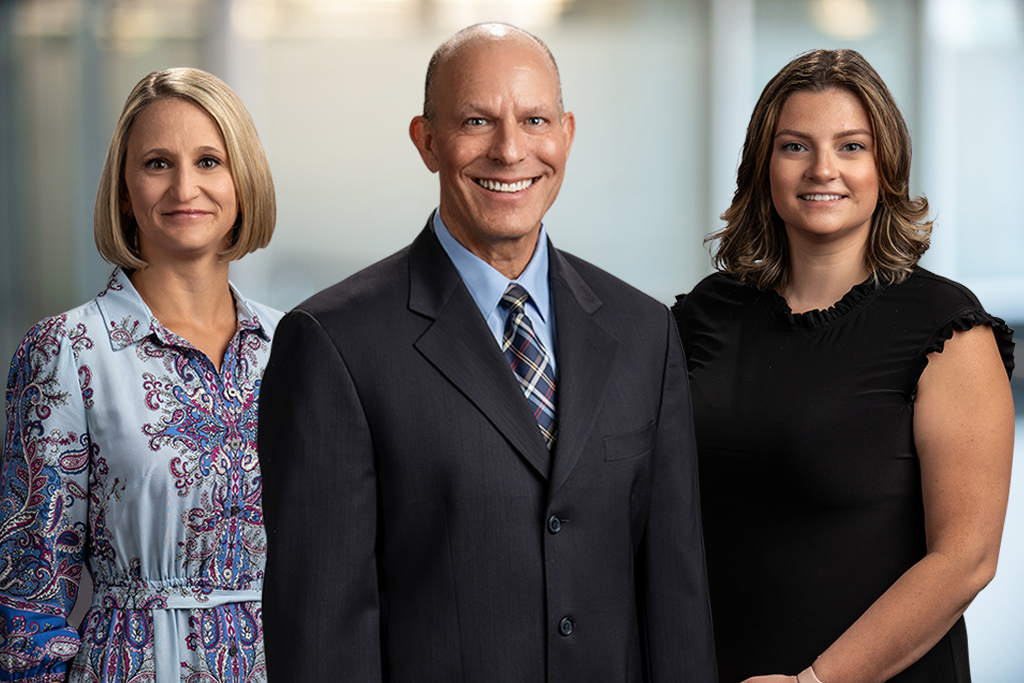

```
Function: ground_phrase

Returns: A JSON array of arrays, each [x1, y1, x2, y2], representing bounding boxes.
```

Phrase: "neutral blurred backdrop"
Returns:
[[1, 0, 1021, 679]]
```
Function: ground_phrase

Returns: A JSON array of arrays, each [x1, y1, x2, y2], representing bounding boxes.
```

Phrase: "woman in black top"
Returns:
[[674, 49, 1014, 683]]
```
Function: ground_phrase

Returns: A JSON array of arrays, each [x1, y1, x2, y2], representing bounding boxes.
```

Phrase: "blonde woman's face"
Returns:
[[123, 98, 238, 266]]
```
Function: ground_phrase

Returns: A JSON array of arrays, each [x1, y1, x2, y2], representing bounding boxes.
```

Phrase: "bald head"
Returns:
[[423, 23, 563, 122]]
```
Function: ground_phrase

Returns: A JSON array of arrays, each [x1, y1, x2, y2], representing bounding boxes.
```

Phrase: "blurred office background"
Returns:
[[0, 0, 1021, 678]]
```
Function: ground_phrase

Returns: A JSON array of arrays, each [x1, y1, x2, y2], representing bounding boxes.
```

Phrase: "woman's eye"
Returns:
[[782, 142, 805, 153], [842, 142, 865, 152], [198, 157, 221, 170], [145, 158, 169, 170]]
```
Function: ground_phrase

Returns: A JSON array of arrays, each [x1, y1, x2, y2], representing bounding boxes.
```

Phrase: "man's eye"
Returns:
[[465, 117, 486, 127], [525, 117, 545, 126]]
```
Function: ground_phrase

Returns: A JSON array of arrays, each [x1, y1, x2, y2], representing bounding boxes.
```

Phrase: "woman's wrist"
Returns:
[[796, 665, 825, 683]]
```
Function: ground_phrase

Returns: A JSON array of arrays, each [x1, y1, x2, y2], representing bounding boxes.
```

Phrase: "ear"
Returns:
[[119, 190, 134, 218], [409, 116, 441, 173], [560, 111, 576, 158]]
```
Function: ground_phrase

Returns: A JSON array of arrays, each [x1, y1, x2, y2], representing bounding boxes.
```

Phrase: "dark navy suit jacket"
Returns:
[[258, 222, 716, 682]]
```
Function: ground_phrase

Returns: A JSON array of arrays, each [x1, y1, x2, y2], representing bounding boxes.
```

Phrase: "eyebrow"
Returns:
[[774, 128, 873, 140], [453, 103, 557, 118], [138, 145, 227, 157]]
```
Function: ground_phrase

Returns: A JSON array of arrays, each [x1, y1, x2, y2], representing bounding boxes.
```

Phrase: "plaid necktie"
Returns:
[[500, 283, 557, 450]]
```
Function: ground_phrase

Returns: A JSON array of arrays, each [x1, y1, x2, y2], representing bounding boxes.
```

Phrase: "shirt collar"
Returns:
[[431, 209, 551, 323], [96, 267, 269, 351]]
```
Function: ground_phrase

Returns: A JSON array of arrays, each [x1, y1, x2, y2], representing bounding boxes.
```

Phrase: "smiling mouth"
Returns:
[[800, 194, 843, 201], [475, 178, 536, 193]]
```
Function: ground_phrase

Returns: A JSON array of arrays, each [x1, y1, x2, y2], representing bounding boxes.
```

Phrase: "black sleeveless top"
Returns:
[[672, 267, 1015, 683]]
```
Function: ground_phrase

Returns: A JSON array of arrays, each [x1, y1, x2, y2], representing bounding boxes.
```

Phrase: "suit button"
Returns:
[[547, 515, 562, 534], [559, 617, 574, 636]]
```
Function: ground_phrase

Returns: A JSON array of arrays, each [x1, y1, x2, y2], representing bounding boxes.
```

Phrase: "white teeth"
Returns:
[[476, 178, 535, 193], [801, 194, 842, 201]]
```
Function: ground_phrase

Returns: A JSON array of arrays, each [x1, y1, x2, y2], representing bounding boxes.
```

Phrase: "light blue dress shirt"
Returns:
[[432, 210, 557, 373]]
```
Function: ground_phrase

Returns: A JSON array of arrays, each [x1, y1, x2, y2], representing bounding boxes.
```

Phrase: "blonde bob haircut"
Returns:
[[95, 67, 275, 269], [712, 49, 931, 291]]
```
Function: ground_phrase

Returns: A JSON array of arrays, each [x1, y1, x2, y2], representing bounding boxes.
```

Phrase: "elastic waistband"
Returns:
[[90, 579, 262, 610]]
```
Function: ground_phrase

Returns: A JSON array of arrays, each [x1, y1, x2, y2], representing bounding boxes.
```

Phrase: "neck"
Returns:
[[781, 237, 870, 314], [129, 259, 234, 324], [128, 258, 238, 371], [441, 213, 541, 280], [480, 237, 538, 280]]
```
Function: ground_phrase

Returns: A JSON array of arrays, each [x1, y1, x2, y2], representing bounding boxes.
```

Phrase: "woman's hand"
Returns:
[[740, 676, 798, 683]]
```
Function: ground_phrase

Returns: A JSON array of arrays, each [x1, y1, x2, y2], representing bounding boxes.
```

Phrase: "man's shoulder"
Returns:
[[555, 249, 666, 315], [293, 245, 413, 322]]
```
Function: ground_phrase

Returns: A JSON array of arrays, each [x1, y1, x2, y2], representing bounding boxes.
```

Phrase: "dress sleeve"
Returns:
[[0, 316, 89, 681], [922, 308, 1015, 380]]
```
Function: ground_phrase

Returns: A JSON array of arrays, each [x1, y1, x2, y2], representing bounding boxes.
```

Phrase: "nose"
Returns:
[[806, 148, 838, 182], [169, 166, 199, 202], [489, 118, 527, 165]]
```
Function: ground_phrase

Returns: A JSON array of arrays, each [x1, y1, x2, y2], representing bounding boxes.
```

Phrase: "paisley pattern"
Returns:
[[0, 269, 281, 682]]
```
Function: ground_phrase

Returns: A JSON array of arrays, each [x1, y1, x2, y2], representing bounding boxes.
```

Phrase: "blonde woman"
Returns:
[[1, 68, 280, 681]]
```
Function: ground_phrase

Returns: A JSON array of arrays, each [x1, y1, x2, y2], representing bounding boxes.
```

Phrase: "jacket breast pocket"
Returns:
[[603, 420, 656, 462]]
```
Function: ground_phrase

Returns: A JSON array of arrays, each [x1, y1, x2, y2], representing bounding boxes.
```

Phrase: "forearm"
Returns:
[[812, 547, 994, 683]]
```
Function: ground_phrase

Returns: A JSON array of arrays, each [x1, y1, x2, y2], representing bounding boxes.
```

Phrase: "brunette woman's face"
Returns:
[[769, 88, 879, 251]]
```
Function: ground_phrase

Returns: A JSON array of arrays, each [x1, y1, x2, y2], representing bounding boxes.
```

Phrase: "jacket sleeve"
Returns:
[[640, 306, 717, 682], [258, 309, 382, 682], [0, 317, 88, 681]]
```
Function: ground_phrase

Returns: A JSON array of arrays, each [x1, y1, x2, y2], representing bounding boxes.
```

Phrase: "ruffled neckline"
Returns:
[[767, 276, 882, 329]]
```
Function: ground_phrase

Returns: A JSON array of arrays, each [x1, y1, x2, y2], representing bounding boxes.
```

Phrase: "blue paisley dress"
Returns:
[[0, 268, 282, 682]]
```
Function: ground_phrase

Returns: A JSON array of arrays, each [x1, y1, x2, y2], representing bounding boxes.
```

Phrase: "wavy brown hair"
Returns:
[[712, 49, 931, 290]]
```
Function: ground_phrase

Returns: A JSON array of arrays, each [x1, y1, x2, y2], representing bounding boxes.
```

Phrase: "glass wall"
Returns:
[[1, 0, 1021, 677]]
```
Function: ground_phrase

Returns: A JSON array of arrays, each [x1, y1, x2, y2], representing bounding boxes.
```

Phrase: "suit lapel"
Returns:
[[409, 225, 552, 479], [547, 247, 618, 494]]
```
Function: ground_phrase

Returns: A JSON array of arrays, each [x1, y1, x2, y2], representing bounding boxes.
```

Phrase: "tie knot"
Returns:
[[501, 283, 530, 313]]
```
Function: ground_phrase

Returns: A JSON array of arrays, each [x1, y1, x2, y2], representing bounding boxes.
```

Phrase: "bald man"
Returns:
[[258, 23, 715, 683]]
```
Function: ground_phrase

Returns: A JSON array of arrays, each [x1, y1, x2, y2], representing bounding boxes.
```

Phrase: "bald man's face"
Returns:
[[411, 37, 575, 266]]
